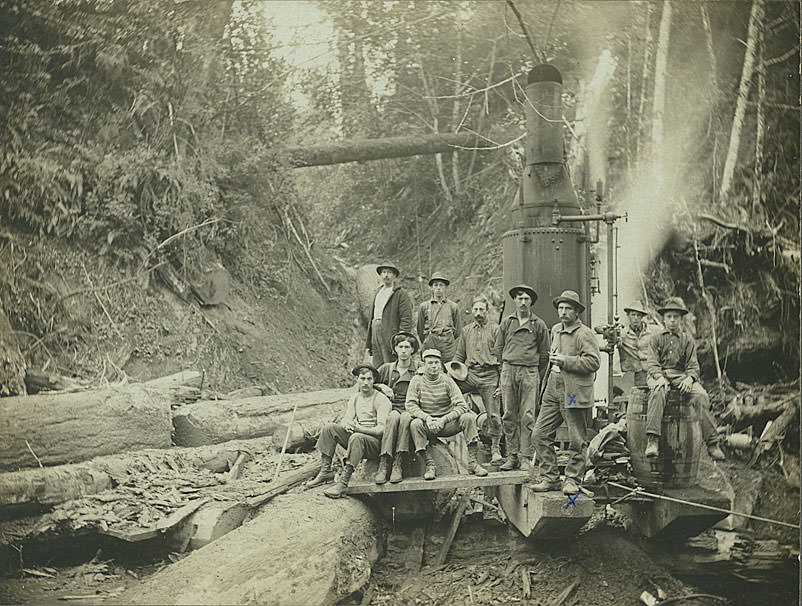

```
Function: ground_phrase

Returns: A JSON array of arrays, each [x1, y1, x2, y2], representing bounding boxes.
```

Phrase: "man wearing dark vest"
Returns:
[[366, 262, 414, 368], [492, 284, 550, 472], [417, 272, 462, 363], [645, 297, 725, 461], [616, 301, 660, 389], [531, 290, 600, 495], [374, 331, 420, 484]]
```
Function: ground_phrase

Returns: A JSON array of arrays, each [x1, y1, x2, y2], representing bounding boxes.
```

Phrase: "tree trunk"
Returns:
[[172, 388, 353, 447], [0, 307, 26, 397], [118, 492, 381, 606], [699, 4, 720, 94], [0, 435, 273, 516], [651, 0, 672, 176], [635, 2, 653, 161], [279, 133, 490, 168], [719, 0, 765, 203], [0, 376, 202, 471], [752, 23, 766, 212]]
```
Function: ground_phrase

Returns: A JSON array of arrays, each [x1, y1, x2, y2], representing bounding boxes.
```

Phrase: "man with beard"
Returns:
[[366, 262, 414, 368], [492, 284, 550, 472], [531, 290, 600, 495], [452, 297, 503, 463]]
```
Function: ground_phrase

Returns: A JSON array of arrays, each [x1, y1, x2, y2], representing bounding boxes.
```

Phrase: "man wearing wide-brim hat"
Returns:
[[405, 349, 488, 480], [616, 301, 661, 389], [307, 364, 392, 498], [492, 284, 551, 471], [453, 296, 504, 463], [644, 297, 724, 460], [366, 262, 414, 368], [531, 289, 600, 495], [417, 272, 462, 363]]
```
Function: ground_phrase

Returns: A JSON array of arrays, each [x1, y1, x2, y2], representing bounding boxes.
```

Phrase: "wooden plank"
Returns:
[[346, 470, 528, 494], [98, 498, 210, 543], [434, 495, 470, 566], [246, 462, 320, 508], [404, 526, 426, 572]]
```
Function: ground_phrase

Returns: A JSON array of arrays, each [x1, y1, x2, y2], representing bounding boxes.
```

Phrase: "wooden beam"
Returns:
[[246, 461, 320, 508], [346, 470, 528, 494], [434, 495, 470, 566]]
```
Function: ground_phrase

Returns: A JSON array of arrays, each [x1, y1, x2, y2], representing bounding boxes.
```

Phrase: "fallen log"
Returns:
[[0, 384, 174, 472], [751, 397, 799, 464], [720, 394, 795, 432], [270, 418, 331, 452], [119, 492, 382, 605], [0, 435, 278, 515], [172, 387, 353, 447]]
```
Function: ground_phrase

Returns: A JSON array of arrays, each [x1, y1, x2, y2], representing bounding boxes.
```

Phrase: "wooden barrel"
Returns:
[[627, 386, 702, 489]]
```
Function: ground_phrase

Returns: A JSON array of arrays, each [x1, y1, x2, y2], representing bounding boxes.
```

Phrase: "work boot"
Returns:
[[306, 454, 335, 487], [562, 478, 580, 496], [499, 454, 520, 471], [645, 435, 659, 458], [389, 452, 405, 483], [467, 442, 488, 477], [707, 442, 725, 461], [374, 455, 391, 484], [520, 456, 532, 474], [324, 464, 354, 499], [421, 450, 436, 480], [490, 438, 503, 464], [529, 478, 561, 492]]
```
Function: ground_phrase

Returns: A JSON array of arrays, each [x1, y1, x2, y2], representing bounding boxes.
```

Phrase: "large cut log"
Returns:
[[119, 491, 382, 605], [0, 436, 275, 515], [0, 384, 175, 472], [172, 387, 353, 447], [0, 307, 26, 397], [280, 133, 491, 168]]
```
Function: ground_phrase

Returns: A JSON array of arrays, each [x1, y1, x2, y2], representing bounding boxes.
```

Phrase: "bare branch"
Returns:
[[505, 0, 546, 63]]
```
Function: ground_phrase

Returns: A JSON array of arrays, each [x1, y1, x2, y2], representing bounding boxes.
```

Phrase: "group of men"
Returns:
[[308, 261, 722, 499]]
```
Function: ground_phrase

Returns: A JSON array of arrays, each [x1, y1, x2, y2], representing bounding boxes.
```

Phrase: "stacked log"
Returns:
[[0, 371, 203, 472], [119, 491, 382, 605], [172, 387, 353, 447]]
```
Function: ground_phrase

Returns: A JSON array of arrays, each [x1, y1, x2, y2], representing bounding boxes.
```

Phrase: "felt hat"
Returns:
[[392, 331, 420, 353], [657, 296, 689, 315], [508, 283, 538, 303], [623, 301, 649, 316], [552, 289, 585, 313], [445, 360, 469, 382], [428, 272, 450, 286], [351, 364, 380, 383], [421, 348, 442, 360], [376, 262, 400, 276]]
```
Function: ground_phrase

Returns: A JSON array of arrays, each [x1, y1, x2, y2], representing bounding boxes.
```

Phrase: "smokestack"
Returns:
[[503, 64, 589, 325]]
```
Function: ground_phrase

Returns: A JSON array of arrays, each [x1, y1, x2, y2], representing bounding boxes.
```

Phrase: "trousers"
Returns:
[[532, 373, 591, 483], [456, 367, 501, 438], [409, 412, 480, 452], [646, 379, 718, 444], [316, 423, 381, 467], [370, 319, 393, 368], [380, 409, 413, 456], [500, 362, 540, 456]]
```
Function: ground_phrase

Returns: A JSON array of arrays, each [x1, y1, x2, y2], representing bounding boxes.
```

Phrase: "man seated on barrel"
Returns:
[[306, 364, 392, 498], [405, 349, 488, 480], [645, 297, 725, 461], [450, 296, 503, 464], [373, 331, 420, 484], [532, 290, 600, 495]]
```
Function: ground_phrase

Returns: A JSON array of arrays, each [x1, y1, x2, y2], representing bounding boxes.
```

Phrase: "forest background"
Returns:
[[0, 0, 799, 396]]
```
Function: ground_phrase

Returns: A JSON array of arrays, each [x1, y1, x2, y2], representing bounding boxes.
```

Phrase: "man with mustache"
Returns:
[[452, 296, 503, 464], [531, 290, 600, 495], [492, 284, 550, 472]]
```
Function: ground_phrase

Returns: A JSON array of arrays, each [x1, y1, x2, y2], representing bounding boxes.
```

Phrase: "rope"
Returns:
[[607, 481, 799, 529]]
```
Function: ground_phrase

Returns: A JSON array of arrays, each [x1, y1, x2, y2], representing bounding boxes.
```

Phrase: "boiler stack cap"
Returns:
[[527, 64, 562, 85]]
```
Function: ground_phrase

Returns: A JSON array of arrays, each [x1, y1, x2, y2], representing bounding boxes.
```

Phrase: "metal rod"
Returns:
[[607, 221, 615, 408], [607, 481, 800, 529]]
